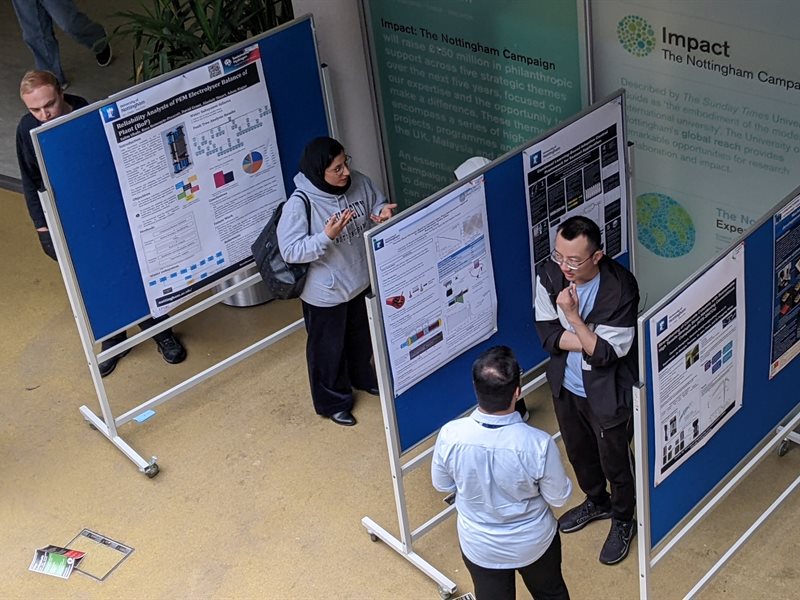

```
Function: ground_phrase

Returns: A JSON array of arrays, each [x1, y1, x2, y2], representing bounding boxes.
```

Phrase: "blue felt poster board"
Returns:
[[367, 93, 632, 453], [641, 206, 800, 546], [34, 17, 328, 340]]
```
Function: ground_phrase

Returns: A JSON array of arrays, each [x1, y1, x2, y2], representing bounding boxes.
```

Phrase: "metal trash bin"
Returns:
[[215, 265, 273, 307]]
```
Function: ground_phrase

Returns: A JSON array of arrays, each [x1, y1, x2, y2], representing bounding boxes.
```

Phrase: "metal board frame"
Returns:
[[633, 184, 800, 598], [31, 16, 328, 476]]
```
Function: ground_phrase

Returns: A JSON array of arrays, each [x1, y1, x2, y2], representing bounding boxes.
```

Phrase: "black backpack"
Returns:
[[251, 191, 311, 300]]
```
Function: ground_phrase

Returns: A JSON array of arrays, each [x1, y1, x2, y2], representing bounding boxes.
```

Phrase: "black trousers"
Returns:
[[462, 532, 569, 600], [553, 387, 635, 521], [301, 290, 377, 416], [100, 315, 174, 350]]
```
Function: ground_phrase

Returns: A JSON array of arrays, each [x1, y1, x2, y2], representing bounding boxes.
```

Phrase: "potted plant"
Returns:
[[113, 0, 294, 82]]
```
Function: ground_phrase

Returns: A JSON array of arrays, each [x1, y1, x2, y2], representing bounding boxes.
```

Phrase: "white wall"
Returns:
[[291, 0, 387, 192]]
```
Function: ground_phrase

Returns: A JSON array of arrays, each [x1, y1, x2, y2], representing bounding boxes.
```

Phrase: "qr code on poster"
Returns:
[[208, 62, 222, 78]]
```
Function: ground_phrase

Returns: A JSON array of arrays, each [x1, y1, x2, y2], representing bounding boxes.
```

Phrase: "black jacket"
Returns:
[[534, 256, 639, 428]]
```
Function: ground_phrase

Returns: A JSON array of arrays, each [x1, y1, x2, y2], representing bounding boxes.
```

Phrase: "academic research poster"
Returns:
[[770, 192, 800, 378], [649, 244, 745, 485], [100, 44, 285, 317], [523, 95, 628, 304], [370, 177, 497, 395]]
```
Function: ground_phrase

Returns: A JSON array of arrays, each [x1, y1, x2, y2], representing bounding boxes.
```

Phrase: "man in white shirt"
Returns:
[[431, 346, 572, 599]]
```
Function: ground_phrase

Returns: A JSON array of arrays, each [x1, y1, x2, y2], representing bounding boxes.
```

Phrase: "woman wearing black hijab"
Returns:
[[277, 137, 396, 426]]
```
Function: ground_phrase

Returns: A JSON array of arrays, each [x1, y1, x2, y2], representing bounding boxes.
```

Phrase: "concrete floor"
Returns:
[[2, 2, 800, 599], [3, 185, 800, 599]]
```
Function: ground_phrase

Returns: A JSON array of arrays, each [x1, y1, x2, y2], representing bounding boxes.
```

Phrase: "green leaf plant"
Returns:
[[113, 0, 294, 82]]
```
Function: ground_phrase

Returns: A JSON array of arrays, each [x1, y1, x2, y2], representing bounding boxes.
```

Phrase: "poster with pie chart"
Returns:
[[242, 151, 263, 174]]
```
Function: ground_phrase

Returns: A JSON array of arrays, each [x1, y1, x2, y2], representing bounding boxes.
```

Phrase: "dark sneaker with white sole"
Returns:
[[599, 518, 636, 565], [558, 498, 613, 533], [155, 333, 186, 364]]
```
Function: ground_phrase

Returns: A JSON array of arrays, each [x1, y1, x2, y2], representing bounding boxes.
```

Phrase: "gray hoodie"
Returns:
[[277, 170, 388, 307]]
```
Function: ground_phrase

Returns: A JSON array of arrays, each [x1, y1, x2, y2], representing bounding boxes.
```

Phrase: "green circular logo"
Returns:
[[618, 15, 656, 57], [637, 192, 695, 258]]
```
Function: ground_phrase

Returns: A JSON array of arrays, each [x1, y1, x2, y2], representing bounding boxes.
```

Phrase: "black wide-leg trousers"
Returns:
[[301, 289, 378, 416]]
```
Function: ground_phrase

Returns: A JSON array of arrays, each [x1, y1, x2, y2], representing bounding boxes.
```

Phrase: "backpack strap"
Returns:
[[293, 190, 311, 236]]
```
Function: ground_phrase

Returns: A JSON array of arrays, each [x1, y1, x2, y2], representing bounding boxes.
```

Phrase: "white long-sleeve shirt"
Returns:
[[431, 409, 572, 569]]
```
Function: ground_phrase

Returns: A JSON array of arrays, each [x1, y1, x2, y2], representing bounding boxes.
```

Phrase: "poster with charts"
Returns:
[[522, 96, 628, 306], [371, 177, 497, 395], [649, 244, 745, 485], [770, 192, 800, 378], [100, 44, 285, 317]]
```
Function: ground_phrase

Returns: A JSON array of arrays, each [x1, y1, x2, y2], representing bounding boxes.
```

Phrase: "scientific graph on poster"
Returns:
[[523, 94, 628, 304], [100, 43, 285, 317], [370, 176, 497, 395], [649, 245, 745, 484]]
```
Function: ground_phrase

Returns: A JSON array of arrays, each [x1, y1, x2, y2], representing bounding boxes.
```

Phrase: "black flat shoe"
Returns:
[[329, 410, 357, 426], [358, 387, 380, 396]]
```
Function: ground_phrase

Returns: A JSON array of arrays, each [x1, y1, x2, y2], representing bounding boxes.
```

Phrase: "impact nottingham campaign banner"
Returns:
[[364, 0, 586, 209], [592, 1, 800, 306]]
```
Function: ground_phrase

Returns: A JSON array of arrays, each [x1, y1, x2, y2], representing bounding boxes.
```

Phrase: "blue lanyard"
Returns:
[[474, 419, 515, 429]]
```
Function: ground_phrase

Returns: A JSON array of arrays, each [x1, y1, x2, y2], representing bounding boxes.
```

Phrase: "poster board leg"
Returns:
[[682, 472, 800, 600], [361, 517, 457, 596], [633, 384, 652, 600], [79, 405, 153, 474]]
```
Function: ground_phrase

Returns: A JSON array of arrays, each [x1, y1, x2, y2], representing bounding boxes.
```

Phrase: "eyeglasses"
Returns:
[[327, 155, 352, 176], [550, 249, 598, 270]]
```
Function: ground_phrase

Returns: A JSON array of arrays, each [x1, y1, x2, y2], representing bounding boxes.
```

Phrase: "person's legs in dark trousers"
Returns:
[[11, 0, 65, 83], [343, 290, 378, 393], [518, 532, 570, 600], [553, 389, 610, 507], [98, 315, 185, 377], [595, 417, 635, 520], [302, 300, 354, 416], [461, 552, 516, 600], [140, 316, 186, 364]]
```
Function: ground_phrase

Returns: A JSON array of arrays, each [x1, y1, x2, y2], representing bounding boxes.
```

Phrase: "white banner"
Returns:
[[592, 1, 800, 305]]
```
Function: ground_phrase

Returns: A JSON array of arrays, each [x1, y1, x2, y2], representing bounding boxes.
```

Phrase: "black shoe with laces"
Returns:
[[154, 333, 186, 364], [98, 332, 130, 377], [98, 348, 130, 377], [599, 518, 637, 565], [558, 497, 613, 533]]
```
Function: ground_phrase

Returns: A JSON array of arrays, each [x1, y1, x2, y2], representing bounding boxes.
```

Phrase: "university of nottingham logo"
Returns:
[[617, 15, 655, 57]]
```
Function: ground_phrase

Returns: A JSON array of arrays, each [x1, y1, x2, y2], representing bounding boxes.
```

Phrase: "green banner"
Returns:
[[365, 0, 585, 208]]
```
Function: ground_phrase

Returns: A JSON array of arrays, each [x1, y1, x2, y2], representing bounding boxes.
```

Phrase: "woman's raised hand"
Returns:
[[324, 209, 355, 239]]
